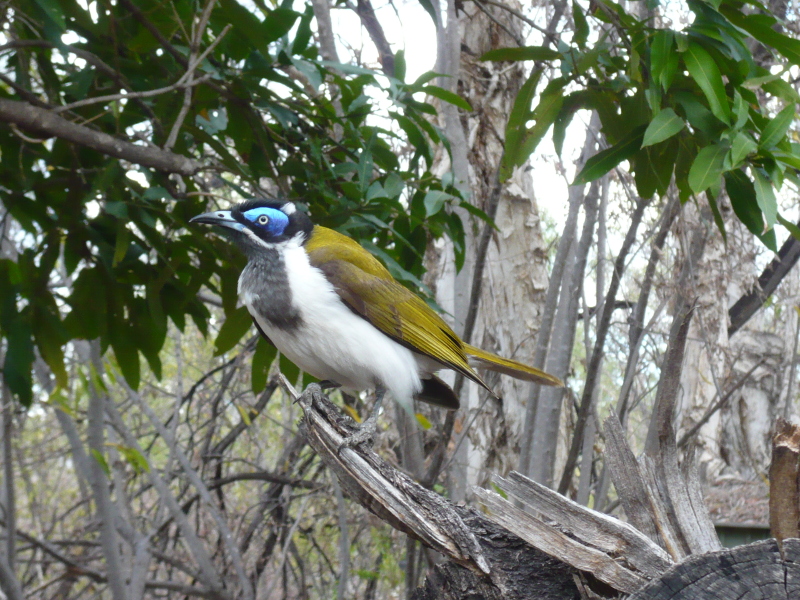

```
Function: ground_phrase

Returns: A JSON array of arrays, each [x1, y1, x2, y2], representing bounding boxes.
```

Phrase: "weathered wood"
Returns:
[[496, 471, 672, 579], [474, 487, 646, 593], [603, 414, 670, 550], [411, 511, 581, 600], [769, 419, 800, 546], [295, 384, 489, 574], [296, 381, 798, 600], [642, 299, 721, 557], [628, 538, 800, 599], [294, 383, 579, 599]]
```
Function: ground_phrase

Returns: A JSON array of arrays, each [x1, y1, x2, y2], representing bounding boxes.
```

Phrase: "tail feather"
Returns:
[[464, 344, 563, 387], [415, 374, 460, 410]]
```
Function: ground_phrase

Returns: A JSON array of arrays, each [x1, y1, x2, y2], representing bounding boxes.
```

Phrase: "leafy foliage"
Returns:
[[483, 0, 800, 251], [0, 0, 471, 405]]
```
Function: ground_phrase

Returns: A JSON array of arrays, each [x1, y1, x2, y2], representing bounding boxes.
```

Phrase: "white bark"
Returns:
[[428, 1, 549, 499]]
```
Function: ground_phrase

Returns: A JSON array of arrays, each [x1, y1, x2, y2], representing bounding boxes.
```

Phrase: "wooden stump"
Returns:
[[629, 538, 800, 599], [291, 383, 800, 599]]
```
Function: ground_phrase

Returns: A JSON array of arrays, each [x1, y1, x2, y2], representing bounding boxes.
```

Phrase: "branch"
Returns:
[[85, 343, 127, 600], [728, 231, 800, 336], [293, 384, 578, 598], [676, 359, 764, 448], [0, 99, 203, 175], [125, 384, 254, 600], [557, 192, 651, 494], [349, 0, 395, 76]]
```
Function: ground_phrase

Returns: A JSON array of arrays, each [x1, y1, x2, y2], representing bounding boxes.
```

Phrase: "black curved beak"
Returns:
[[189, 210, 242, 231]]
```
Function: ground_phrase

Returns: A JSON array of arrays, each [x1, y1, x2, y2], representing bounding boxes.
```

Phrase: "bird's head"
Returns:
[[190, 200, 313, 255]]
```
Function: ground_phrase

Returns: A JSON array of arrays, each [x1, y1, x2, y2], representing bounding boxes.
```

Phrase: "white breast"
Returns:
[[241, 241, 423, 415]]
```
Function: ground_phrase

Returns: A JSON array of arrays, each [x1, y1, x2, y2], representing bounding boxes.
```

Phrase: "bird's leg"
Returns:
[[338, 386, 386, 451], [318, 380, 342, 391]]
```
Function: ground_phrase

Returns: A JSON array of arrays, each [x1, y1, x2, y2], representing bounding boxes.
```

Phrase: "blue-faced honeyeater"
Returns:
[[191, 201, 562, 442]]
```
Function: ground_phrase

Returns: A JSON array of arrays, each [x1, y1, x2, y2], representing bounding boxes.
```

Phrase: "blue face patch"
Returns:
[[242, 207, 289, 238]]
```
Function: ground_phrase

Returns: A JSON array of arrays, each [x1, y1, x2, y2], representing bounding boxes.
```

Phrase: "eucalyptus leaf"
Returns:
[[684, 43, 731, 125], [689, 143, 728, 193], [642, 108, 685, 147]]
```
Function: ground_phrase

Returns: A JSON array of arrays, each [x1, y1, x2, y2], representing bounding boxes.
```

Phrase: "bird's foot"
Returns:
[[338, 413, 379, 453]]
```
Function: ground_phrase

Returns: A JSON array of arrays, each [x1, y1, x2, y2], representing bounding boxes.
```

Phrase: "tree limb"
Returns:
[[557, 192, 651, 494], [0, 98, 203, 175], [728, 231, 800, 336]]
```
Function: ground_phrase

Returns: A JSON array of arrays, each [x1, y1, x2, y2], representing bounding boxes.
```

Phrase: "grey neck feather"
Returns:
[[240, 248, 302, 330]]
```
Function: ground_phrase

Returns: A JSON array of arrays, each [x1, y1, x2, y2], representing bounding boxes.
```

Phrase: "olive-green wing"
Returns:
[[306, 226, 492, 393]]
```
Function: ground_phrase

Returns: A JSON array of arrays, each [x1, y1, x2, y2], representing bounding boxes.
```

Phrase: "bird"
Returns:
[[191, 200, 562, 447]]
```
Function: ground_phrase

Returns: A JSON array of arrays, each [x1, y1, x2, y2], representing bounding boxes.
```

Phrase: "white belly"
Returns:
[[241, 243, 423, 415]]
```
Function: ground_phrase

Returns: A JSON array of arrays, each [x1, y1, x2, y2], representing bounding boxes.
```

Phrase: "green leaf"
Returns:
[[415, 0, 438, 24], [415, 413, 432, 429], [760, 104, 795, 149], [114, 444, 150, 474], [506, 69, 541, 136], [574, 127, 646, 185], [218, 0, 274, 59], [730, 131, 757, 167], [214, 306, 253, 356], [778, 213, 800, 241], [91, 449, 110, 477], [725, 169, 776, 251], [32, 306, 67, 388], [1, 302, 34, 407], [480, 46, 561, 62], [33, 0, 66, 31], [721, 8, 800, 65], [502, 77, 564, 180], [689, 144, 728, 193], [573, 1, 589, 47], [110, 323, 140, 391], [252, 337, 277, 394], [642, 108, 685, 147], [650, 31, 674, 90], [112, 225, 131, 267], [732, 91, 749, 131], [424, 190, 454, 216], [263, 8, 299, 44], [675, 92, 723, 135], [684, 42, 730, 125], [423, 85, 472, 112], [752, 168, 777, 228]]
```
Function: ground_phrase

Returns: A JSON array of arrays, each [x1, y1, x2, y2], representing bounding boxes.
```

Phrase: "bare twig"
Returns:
[[165, 3, 228, 150], [677, 360, 765, 448], [558, 193, 651, 495], [1, 384, 15, 571], [472, 0, 525, 47], [471, 0, 560, 43], [103, 400, 226, 596], [85, 343, 128, 600], [54, 74, 213, 114], [124, 384, 254, 600], [333, 479, 350, 600]]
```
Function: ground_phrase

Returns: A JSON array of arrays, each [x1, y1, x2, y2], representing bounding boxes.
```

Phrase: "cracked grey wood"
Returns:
[[494, 471, 672, 579], [296, 385, 579, 599], [629, 538, 800, 599]]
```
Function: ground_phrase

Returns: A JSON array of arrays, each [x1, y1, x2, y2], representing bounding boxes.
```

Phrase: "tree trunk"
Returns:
[[428, 0, 549, 499]]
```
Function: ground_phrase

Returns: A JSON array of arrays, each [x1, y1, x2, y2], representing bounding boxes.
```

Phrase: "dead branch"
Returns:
[[295, 384, 578, 599]]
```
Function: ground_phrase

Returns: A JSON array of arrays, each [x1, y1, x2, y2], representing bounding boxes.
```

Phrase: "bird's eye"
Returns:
[[257, 215, 269, 225]]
